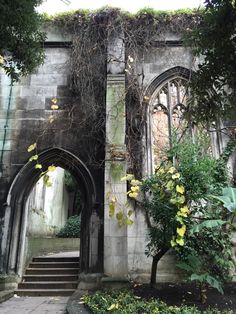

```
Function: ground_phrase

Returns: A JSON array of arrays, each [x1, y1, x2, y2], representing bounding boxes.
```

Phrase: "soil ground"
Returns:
[[132, 283, 236, 312]]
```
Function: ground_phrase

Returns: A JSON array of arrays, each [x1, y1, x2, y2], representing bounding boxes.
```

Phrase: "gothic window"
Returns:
[[150, 76, 190, 169]]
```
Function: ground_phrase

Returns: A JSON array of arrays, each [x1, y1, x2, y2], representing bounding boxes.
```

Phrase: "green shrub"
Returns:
[[83, 289, 233, 314], [56, 215, 80, 238]]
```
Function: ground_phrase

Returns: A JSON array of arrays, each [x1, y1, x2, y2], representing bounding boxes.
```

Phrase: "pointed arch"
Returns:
[[145, 67, 193, 174], [3, 147, 97, 275]]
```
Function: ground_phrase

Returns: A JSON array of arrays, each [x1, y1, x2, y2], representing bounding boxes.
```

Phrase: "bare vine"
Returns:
[[44, 8, 201, 173]]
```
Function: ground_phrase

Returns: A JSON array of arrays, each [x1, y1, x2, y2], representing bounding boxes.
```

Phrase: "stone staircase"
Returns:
[[15, 255, 79, 296]]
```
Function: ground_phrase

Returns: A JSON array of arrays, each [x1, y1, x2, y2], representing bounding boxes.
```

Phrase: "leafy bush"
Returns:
[[83, 289, 233, 314], [56, 215, 80, 238]]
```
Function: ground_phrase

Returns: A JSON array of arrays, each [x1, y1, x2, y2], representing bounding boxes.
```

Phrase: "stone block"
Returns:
[[20, 86, 57, 98], [101, 276, 129, 289], [104, 255, 128, 276], [30, 74, 68, 86], [128, 236, 146, 255], [104, 236, 127, 257], [57, 85, 71, 97], [103, 219, 127, 237]]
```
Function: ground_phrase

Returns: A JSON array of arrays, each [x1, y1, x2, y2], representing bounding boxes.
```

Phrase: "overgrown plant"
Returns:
[[167, 136, 234, 301], [0, 0, 45, 80], [142, 163, 189, 287], [185, 0, 236, 123], [123, 135, 234, 297], [56, 215, 80, 238], [41, 7, 201, 173]]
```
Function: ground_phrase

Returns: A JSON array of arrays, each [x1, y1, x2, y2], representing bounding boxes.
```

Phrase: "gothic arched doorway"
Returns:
[[3, 147, 101, 277]]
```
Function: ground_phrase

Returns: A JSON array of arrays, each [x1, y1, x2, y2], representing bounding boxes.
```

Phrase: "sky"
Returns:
[[37, 0, 205, 15]]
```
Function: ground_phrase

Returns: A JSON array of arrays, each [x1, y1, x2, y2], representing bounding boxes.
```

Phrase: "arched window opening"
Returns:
[[150, 76, 191, 169]]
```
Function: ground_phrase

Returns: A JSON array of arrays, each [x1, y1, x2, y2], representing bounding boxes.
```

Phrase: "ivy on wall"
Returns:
[[41, 8, 201, 175]]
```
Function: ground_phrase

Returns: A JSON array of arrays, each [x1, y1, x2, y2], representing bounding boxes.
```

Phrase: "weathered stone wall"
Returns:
[[27, 167, 68, 237], [0, 29, 105, 276], [0, 25, 234, 285], [126, 36, 196, 282]]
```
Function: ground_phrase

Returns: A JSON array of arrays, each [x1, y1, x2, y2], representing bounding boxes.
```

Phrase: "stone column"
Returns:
[[103, 33, 128, 280]]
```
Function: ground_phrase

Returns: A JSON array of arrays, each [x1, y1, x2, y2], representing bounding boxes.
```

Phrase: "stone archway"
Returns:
[[2, 147, 98, 277]]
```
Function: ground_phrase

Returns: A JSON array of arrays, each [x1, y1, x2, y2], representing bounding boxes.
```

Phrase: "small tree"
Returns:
[[142, 163, 187, 287], [138, 135, 235, 294]]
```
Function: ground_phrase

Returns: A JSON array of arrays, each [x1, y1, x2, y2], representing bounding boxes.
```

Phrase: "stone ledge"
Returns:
[[66, 290, 91, 314], [101, 276, 130, 289], [0, 290, 14, 304]]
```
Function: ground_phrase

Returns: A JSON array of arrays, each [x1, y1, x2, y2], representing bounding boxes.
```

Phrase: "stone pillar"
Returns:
[[104, 74, 127, 278], [103, 33, 128, 280]]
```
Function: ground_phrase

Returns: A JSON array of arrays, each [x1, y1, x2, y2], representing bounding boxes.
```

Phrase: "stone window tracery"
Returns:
[[150, 77, 190, 168]]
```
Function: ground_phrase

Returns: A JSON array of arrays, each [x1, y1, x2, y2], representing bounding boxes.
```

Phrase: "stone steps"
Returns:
[[18, 281, 78, 289], [15, 255, 79, 296], [14, 289, 75, 296], [28, 262, 79, 268], [22, 274, 78, 282], [25, 268, 79, 275]]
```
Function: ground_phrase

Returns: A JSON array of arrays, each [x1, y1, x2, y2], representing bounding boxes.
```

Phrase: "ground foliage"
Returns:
[[0, 0, 45, 81], [82, 288, 234, 313]]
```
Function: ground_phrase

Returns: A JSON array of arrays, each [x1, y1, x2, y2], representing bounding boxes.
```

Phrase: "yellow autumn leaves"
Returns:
[[26, 141, 57, 187], [155, 164, 189, 248], [121, 174, 142, 199], [0, 55, 4, 65]]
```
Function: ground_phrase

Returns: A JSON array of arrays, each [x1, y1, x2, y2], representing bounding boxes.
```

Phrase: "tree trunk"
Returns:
[[150, 248, 168, 287]]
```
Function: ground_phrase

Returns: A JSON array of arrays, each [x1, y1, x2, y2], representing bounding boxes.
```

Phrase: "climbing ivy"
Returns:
[[41, 7, 201, 175]]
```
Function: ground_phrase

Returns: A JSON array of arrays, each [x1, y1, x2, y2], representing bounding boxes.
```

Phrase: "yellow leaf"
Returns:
[[128, 192, 138, 198], [48, 165, 56, 172], [0, 55, 4, 64], [176, 238, 185, 246], [176, 185, 185, 194], [121, 174, 134, 181], [125, 218, 133, 225], [29, 154, 38, 162], [116, 211, 123, 221], [45, 180, 53, 187], [109, 202, 115, 217], [172, 173, 180, 179], [27, 143, 37, 152], [128, 210, 133, 217], [178, 195, 186, 204], [51, 104, 59, 110], [176, 210, 187, 218], [143, 95, 150, 101], [35, 163, 42, 169], [131, 185, 140, 192], [180, 206, 189, 215], [111, 196, 117, 203], [130, 179, 142, 186], [166, 180, 174, 191], [107, 303, 119, 311], [177, 225, 186, 237], [51, 97, 57, 104], [48, 115, 54, 123], [170, 240, 176, 247], [156, 167, 164, 175], [43, 174, 52, 187], [128, 55, 134, 63], [168, 166, 176, 174]]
